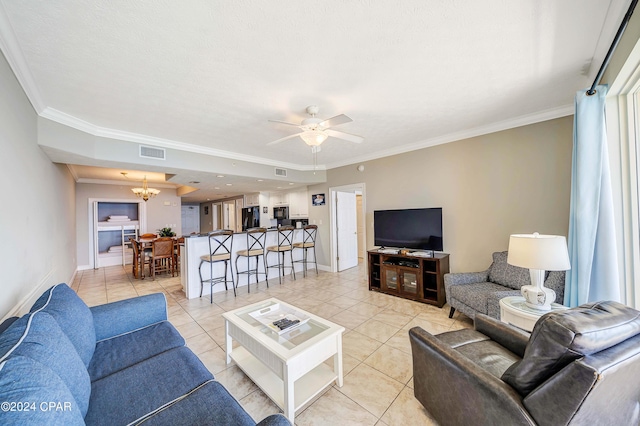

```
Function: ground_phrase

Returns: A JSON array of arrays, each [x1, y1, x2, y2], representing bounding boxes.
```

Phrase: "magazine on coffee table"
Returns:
[[249, 303, 310, 335]]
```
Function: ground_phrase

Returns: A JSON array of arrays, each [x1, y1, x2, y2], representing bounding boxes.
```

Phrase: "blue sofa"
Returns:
[[0, 283, 290, 425]]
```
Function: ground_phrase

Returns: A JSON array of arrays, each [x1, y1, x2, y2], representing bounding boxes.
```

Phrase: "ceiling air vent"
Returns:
[[139, 145, 166, 160], [275, 167, 287, 177]]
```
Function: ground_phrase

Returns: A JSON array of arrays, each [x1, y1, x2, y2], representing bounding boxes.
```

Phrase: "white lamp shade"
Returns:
[[300, 130, 328, 146], [507, 233, 571, 271]]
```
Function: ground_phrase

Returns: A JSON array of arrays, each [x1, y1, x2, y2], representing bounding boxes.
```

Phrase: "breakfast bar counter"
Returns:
[[180, 229, 309, 299]]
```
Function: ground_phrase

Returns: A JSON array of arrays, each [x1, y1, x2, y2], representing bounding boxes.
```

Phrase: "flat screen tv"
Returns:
[[374, 208, 443, 251]]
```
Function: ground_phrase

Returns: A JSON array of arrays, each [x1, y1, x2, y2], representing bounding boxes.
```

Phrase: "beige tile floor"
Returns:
[[71, 261, 473, 426]]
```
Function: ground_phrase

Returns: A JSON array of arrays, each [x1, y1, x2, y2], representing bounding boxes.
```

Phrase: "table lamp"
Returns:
[[507, 233, 571, 310]]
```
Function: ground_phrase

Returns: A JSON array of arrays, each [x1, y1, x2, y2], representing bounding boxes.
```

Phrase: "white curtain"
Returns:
[[565, 85, 620, 306]]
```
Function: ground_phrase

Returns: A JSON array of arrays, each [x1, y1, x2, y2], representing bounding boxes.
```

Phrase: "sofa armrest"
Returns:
[[90, 293, 168, 341], [409, 327, 535, 426], [444, 269, 490, 286], [256, 413, 292, 426], [474, 314, 530, 358]]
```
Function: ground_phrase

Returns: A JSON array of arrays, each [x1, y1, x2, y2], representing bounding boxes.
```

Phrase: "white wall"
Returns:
[[0, 51, 77, 320], [75, 183, 182, 268], [308, 116, 573, 273]]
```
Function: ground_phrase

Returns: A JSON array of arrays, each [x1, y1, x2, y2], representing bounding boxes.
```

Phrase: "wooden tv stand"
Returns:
[[367, 249, 450, 307]]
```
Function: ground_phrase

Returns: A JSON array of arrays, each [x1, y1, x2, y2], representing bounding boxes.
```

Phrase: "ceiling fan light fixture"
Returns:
[[300, 130, 328, 146]]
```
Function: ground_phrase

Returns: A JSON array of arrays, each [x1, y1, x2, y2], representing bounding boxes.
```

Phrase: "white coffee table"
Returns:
[[499, 296, 568, 332], [222, 298, 345, 422]]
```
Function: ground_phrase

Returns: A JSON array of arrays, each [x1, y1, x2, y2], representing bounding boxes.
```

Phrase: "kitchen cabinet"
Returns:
[[270, 192, 289, 206], [244, 193, 260, 207], [289, 189, 309, 218]]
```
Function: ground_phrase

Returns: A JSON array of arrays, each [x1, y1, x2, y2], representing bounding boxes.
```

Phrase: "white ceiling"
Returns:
[[0, 0, 628, 202]]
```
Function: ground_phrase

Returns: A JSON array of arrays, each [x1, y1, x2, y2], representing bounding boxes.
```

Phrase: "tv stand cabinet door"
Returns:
[[381, 265, 399, 293], [397, 267, 419, 298]]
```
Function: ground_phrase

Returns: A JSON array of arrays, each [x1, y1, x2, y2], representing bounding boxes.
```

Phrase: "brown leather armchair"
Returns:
[[410, 300, 640, 426]]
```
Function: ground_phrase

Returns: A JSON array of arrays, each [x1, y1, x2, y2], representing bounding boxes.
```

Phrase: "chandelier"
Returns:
[[131, 176, 160, 201]]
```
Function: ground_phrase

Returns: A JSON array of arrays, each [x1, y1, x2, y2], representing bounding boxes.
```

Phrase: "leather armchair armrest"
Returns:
[[409, 327, 535, 426], [474, 314, 530, 358]]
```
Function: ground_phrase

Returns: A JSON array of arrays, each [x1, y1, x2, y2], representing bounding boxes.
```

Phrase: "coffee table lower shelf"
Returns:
[[231, 346, 337, 414]]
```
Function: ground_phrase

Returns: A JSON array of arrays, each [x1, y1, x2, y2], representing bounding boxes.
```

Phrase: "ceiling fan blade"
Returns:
[[325, 128, 364, 143], [266, 132, 303, 146], [268, 119, 302, 127], [318, 114, 352, 128]]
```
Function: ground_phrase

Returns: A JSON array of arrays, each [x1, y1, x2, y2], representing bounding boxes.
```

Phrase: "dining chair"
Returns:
[[235, 228, 268, 293], [129, 237, 148, 279], [292, 224, 318, 277], [140, 233, 158, 239], [198, 230, 235, 302], [266, 226, 296, 284], [174, 236, 185, 273], [149, 237, 175, 279]]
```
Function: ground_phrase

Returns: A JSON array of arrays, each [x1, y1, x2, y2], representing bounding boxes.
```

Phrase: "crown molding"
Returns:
[[42, 103, 572, 174], [0, 2, 45, 113], [325, 104, 575, 169], [75, 178, 177, 188], [40, 107, 325, 172]]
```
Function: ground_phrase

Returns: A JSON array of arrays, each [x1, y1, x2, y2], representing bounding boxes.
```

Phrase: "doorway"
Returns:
[[181, 204, 200, 235], [329, 183, 366, 273]]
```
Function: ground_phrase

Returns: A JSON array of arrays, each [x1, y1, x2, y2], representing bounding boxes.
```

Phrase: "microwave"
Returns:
[[273, 206, 289, 219]]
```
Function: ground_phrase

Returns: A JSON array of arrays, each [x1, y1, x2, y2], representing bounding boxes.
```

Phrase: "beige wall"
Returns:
[[1, 51, 77, 320], [309, 116, 573, 273], [75, 183, 182, 268]]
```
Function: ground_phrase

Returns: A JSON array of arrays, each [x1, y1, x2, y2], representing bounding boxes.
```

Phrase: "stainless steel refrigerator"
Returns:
[[241, 207, 260, 231]]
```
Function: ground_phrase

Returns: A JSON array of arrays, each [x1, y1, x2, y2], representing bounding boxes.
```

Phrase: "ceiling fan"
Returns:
[[267, 105, 364, 147]]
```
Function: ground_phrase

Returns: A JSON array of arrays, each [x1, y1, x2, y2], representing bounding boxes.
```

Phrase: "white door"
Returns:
[[212, 203, 222, 231], [356, 195, 364, 258], [223, 200, 235, 230], [181, 205, 199, 235], [235, 198, 244, 233], [337, 191, 358, 271]]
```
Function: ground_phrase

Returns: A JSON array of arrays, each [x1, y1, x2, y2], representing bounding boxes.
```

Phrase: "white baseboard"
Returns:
[[1, 268, 79, 323]]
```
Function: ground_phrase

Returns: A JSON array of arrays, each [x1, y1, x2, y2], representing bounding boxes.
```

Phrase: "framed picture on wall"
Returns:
[[312, 193, 325, 206], [263, 206, 268, 213], [204, 206, 209, 215]]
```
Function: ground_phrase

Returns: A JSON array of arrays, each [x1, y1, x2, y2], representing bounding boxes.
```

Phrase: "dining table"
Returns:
[[132, 236, 182, 279]]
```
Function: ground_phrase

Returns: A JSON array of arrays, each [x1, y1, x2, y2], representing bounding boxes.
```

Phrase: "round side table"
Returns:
[[499, 296, 567, 332]]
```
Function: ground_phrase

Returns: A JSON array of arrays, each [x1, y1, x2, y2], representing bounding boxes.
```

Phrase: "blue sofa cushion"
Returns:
[[85, 346, 214, 425], [0, 317, 18, 334], [0, 355, 85, 425], [88, 320, 185, 381], [30, 284, 96, 367], [90, 293, 168, 341], [134, 380, 256, 425], [0, 312, 91, 417]]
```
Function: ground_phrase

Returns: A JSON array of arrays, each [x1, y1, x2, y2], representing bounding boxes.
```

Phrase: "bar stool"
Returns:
[[235, 228, 268, 293], [292, 224, 318, 277], [198, 230, 235, 302], [266, 226, 296, 284]]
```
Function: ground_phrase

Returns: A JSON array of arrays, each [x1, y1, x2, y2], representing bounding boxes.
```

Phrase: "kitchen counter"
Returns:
[[180, 228, 309, 299]]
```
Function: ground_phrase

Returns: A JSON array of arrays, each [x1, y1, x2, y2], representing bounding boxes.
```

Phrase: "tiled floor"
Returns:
[[71, 262, 473, 425]]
